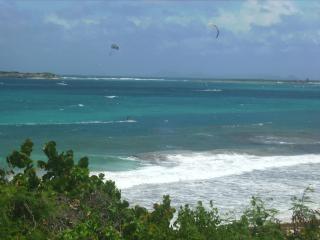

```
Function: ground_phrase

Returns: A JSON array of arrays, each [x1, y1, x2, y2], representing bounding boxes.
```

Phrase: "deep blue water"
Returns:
[[1, 76, 320, 215], [1, 77, 320, 164]]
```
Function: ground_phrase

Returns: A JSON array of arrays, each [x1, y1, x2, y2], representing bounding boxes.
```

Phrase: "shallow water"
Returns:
[[1, 76, 320, 217]]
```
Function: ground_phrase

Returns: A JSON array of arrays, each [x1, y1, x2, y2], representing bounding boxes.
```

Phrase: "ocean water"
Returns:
[[1, 76, 320, 218]]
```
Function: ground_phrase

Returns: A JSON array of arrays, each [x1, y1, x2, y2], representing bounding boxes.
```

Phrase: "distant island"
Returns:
[[0, 71, 316, 83], [0, 71, 60, 79]]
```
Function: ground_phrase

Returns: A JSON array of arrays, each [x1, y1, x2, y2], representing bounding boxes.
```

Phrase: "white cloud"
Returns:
[[127, 12, 209, 30], [128, 16, 152, 28], [45, 14, 77, 29], [45, 14, 100, 29], [82, 18, 100, 25], [300, 30, 320, 45], [164, 15, 194, 26], [297, 1, 320, 22], [211, 0, 298, 33]]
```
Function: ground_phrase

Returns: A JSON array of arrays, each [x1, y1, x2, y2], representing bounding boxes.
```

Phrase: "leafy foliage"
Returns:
[[289, 187, 320, 239], [0, 139, 319, 239]]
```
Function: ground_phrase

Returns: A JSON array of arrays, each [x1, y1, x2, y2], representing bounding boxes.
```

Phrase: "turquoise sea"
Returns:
[[1, 76, 320, 217]]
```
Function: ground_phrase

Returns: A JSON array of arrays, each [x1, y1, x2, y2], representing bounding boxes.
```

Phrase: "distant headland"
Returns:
[[0, 71, 316, 83], [0, 71, 60, 79]]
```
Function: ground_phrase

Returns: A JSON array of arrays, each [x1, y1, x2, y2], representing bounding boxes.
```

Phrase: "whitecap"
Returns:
[[250, 135, 319, 145], [61, 76, 174, 81], [0, 119, 138, 126], [61, 76, 88, 80], [57, 81, 68, 86], [92, 152, 320, 189], [196, 89, 223, 92], [121, 156, 139, 161], [78, 104, 84, 107], [119, 77, 165, 81], [117, 120, 137, 123], [133, 78, 165, 81], [105, 95, 118, 99], [252, 123, 264, 127]]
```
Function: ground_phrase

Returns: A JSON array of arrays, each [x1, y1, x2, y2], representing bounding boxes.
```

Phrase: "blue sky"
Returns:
[[0, 0, 319, 79]]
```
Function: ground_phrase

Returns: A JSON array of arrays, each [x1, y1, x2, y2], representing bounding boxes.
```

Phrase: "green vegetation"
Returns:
[[0, 139, 319, 239], [0, 71, 59, 79]]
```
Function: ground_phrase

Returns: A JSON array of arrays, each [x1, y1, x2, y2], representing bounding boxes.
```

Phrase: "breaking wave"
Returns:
[[251, 136, 320, 145], [56, 81, 68, 86], [0, 120, 137, 126], [95, 151, 320, 189], [196, 89, 223, 92], [61, 76, 166, 81]]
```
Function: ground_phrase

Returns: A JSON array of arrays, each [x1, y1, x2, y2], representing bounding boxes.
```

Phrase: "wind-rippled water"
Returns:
[[1, 76, 320, 218]]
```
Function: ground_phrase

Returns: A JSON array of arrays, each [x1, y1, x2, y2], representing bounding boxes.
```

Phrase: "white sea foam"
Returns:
[[196, 89, 223, 92], [121, 156, 140, 161], [118, 120, 137, 123], [251, 135, 319, 145], [57, 81, 68, 86], [61, 76, 166, 81], [252, 123, 264, 126], [93, 152, 320, 189], [251, 122, 272, 127], [78, 104, 84, 107], [130, 78, 165, 81], [61, 77, 88, 80], [105, 95, 118, 99], [0, 120, 137, 126], [105, 77, 166, 81]]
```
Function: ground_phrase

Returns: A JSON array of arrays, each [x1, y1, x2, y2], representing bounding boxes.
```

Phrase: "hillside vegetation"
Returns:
[[0, 71, 59, 79]]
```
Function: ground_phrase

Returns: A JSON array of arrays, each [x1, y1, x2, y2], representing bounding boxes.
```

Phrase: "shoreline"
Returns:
[[0, 70, 60, 80], [1, 71, 319, 84]]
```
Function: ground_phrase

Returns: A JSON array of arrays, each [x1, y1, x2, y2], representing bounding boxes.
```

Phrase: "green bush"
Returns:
[[0, 139, 319, 239]]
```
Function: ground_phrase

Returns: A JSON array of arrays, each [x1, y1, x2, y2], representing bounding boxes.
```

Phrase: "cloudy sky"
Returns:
[[0, 0, 319, 79]]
